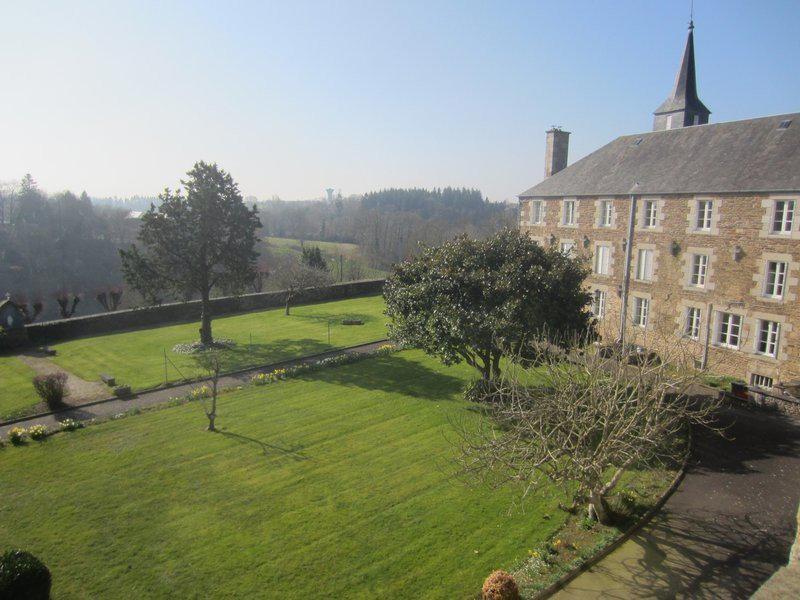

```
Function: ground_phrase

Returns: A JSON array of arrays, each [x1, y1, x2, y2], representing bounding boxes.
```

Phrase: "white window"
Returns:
[[756, 320, 780, 357], [751, 373, 774, 389], [530, 200, 543, 225], [696, 200, 713, 231], [684, 307, 702, 339], [599, 201, 612, 227], [666, 115, 674, 130], [636, 249, 654, 282], [592, 290, 606, 318], [633, 297, 649, 328], [642, 200, 657, 228], [772, 200, 795, 234], [594, 245, 610, 275], [560, 241, 575, 256], [690, 254, 708, 287], [562, 200, 576, 225], [764, 261, 787, 298], [716, 312, 742, 349]]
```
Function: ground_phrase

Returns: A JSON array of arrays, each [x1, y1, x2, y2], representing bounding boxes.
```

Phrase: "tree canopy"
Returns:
[[120, 162, 261, 344], [383, 229, 595, 380]]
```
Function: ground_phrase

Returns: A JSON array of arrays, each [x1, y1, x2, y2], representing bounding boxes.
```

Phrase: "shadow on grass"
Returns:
[[218, 429, 309, 461], [218, 338, 334, 370], [298, 353, 465, 401]]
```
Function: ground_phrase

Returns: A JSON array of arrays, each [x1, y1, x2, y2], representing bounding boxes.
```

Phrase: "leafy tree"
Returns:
[[301, 246, 327, 271], [120, 162, 261, 344], [384, 228, 595, 380]]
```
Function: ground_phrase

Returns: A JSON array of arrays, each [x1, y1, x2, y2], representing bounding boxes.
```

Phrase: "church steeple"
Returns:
[[653, 21, 711, 131]]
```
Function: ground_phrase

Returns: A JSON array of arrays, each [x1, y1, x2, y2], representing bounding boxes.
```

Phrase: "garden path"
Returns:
[[550, 405, 800, 599], [17, 353, 108, 403], [1, 340, 387, 436]]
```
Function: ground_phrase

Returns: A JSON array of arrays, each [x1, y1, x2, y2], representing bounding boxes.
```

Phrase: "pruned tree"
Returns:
[[274, 255, 333, 315], [55, 292, 80, 319], [120, 162, 261, 344], [192, 349, 232, 432], [384, 228, 595, 381], [457, 334, 722, 524], [95, 287, 124, 312]]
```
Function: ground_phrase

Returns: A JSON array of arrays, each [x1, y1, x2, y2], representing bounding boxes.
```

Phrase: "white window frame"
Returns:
[[560, 241, 575, 256], [599, 200, 612, 227], [530, 200, 543, 225], [772, 200, 795, 234], [690, 254, 708, 287], [755, 320, 780, 358], [715, 312, 742, 349], [633, 297, 649, 328], [562, 199, 576, 226], [684, 307, 701, 340], [751, 373, 774, 389], [764, 261, 787, 299], [696, 200, 713, 231], [592, 289, 606, 318], [594, 244, 610, 276], [636, 248, 654, 282], [642, 200, 657, 229]]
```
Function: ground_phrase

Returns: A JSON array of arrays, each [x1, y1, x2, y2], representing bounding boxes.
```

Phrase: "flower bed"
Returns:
[[251, 344, 397, 386]]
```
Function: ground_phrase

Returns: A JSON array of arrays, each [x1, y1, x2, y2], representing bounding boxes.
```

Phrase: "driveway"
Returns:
[[552, 405, 800, 599]]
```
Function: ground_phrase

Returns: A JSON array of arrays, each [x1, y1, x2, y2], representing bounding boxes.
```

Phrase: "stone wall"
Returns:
[[26, 279, 385, 344], [520, 192, 800, 384]]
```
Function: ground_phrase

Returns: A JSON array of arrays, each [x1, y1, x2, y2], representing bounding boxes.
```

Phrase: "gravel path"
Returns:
[[17, 353, 108, 403], [1, 340, 387, 437], [551, 406, 800, 599]]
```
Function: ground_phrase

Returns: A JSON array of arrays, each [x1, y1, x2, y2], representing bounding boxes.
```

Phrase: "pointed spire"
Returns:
[[652, 21, 711, 131]]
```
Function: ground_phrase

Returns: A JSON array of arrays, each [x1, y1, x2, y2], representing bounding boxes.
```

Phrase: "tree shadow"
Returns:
[[572, 508, 792, 599], [217, 429, 309, 462], [296, 353, 465, 401], [221, 338, 334, 369]]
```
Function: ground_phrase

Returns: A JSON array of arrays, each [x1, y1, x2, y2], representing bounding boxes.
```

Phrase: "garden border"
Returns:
[[530, 426, 693, 599], [0, 339, 389, 428]]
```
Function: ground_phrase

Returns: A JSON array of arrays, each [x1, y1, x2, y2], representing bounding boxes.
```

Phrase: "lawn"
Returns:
[[0, 356, 40, 420], [49, 295, 387, 391], [265, 236, 388, 280], [0, 350, 571, 599]]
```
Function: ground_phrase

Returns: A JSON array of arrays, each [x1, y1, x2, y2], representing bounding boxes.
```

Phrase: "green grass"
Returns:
[[265, 236, 388, 280], [266, 236, 361, 257], [0, 351, 570, 599], [49, 296, 387, 391], [0, 356, 41, 420]]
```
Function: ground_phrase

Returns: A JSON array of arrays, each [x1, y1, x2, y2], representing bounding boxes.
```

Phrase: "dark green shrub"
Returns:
[[32, 373, 68, 409], [0, 549, 51, 600]]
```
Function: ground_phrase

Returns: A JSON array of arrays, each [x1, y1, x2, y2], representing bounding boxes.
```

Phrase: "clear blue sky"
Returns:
[[1, 0, 798, 202]]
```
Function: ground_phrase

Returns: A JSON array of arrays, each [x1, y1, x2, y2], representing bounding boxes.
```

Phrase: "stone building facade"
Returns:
[[518, 24, 800, 390]]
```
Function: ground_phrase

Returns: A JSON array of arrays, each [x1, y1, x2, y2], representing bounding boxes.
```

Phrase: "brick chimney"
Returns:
[[544, 127, 570, 178]]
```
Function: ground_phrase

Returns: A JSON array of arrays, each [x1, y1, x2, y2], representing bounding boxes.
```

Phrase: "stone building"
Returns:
[[518, 22, 800, 389]]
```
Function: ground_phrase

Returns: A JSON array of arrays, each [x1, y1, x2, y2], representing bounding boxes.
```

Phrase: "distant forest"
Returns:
[[0, 178, 517, 320], [259, 188, 517, 267]]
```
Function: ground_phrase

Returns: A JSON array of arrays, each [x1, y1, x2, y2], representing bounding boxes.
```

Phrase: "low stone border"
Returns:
[[0, 340, 389, 428], [530, 427, 693, 599]]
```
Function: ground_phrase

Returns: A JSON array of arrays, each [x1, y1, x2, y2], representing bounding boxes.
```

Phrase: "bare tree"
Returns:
[[273, 255, 333, 315], [457, 331, 723, 524], [192, 349, 232, 432]]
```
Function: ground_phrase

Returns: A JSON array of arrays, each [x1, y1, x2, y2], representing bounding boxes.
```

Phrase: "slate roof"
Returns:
[[519, 113, 800, 198], [654, 23, 710, 117]]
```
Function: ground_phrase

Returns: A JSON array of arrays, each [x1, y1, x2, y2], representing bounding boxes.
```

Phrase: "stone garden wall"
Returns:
[[25, 279, 385, 344]]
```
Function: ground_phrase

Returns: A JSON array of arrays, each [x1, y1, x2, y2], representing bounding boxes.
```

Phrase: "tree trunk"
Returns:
[[285, 295, 291, 316], [588, 490, 612, 525], [200, 291, 213, 345], [207, 380, 217, 432]]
